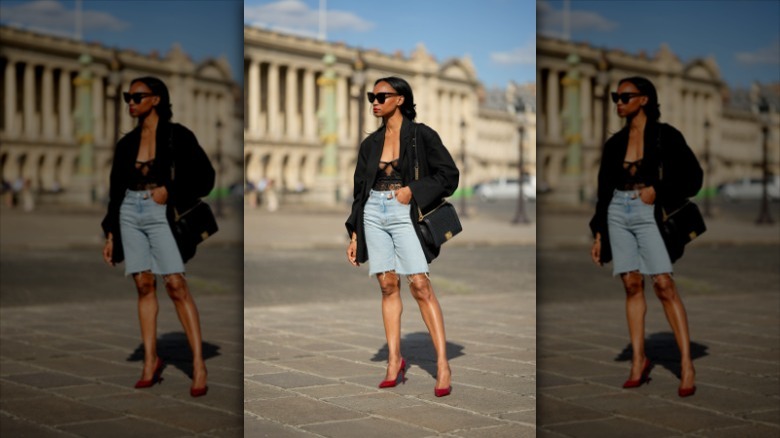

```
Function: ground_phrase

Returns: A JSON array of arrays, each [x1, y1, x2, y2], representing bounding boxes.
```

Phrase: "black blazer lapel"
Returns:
[[363, 128, 383, 196], [398, 117, 414, 181]]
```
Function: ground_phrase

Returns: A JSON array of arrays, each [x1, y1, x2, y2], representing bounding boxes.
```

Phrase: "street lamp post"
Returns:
[[215, 119, 224, 217], [108, 51, 123, 151], [703, 119, 712, 217], [756, 98, 773, 224], [512, 123, 530, 224], [596, 51, 610, 149], [352, 53, 366, 152], [459, 120, 468, 218]]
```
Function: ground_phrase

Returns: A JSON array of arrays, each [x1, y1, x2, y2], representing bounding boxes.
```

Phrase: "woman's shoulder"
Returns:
[[658, 122, 685, 140]]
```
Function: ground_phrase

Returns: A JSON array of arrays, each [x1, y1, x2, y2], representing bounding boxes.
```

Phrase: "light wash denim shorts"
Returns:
[[363, 189, 429, 276], [119, 190, 184, 276], [607, 189, 672, 277]]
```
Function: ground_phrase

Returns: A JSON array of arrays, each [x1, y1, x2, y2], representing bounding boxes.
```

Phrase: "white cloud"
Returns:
[[0, 0, 129, 36], [537, 0, 617, 38], [491, 41, 536, 65], [245, 0, 373, 37], [735, 39, 780, 65]]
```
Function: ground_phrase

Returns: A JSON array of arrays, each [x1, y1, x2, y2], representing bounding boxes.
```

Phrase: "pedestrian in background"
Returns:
[[346, 76, 459, 397], [101, 76, 214, 397], [590, 76, 702, 397]]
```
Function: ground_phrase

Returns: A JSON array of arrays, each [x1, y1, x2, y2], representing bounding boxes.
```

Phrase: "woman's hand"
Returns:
[[591, 234, 602, 266], [103, 234, 115, 267], [394, 186, 412, 205], [639, 186, 656, 205], [151, 186, 168, 205], [346, 239, 359, 267]]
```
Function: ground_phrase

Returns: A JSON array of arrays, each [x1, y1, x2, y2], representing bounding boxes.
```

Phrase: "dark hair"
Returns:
[[374, 76, 416, 121], [130, 76, 173, 122], [618, 76, 660, 122]]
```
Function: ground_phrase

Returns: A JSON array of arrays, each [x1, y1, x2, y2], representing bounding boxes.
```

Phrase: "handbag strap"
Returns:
[[168, 127, 175, 182], [412, 125, 419, 181]]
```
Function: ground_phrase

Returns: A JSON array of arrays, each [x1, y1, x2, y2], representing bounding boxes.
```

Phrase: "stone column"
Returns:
[[580, 73, 593, 145], [4, 59, 17, 135], [303, 68, 316, 140], [23, 62, 36, 138], [546, 69, 560, 141], [41, 65, 55, 139], [92, 74, 104, 144], [247, 58, 259, 135], [285, 65, 299, 139], [59, 69, 72, 139], [336, 75, 348, 143], [267, 62, 279, 138]]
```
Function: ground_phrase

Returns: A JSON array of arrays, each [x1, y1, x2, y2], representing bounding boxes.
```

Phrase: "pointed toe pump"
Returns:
[[434, 386, 452, 397], [378, 358, 407, 388], [622, 359, 651, 389], [134, 358, 164, 389]]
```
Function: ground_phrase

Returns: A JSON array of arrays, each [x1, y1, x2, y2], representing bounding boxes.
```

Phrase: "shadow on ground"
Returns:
[[127, 331, 221, 378], [615, 331, 709, 378], [371, 332, 465, 379]]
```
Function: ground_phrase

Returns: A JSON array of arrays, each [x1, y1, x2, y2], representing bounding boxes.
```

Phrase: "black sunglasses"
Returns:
[[611, 92, 643, 104], [367, 92, 399, 104], [123, 92, 155, 104]]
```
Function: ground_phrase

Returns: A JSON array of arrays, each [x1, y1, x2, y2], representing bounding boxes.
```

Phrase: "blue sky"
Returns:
[[0, 0, 244, 82], [244, 0, 537, 88], [538, 0, 780, 89]]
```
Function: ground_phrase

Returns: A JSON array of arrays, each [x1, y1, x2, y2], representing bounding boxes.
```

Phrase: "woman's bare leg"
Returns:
[[407, 274, 450, 389], [133, 271, 159, 380], [378, 271, 403, 381], [164, 274, 207, 390], [622, 271, 648, 380], [653, 274, 695, 389]]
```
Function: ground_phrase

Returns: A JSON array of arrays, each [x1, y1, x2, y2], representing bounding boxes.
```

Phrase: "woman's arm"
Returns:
[[172, 125, 216, 200], [657, 125, 703, 200], [406, 124, 459, 209]]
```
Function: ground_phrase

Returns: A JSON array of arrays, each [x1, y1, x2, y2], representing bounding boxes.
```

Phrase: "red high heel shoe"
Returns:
[[378, 358, 407, 388], [190, 386, 209, 397], [434, 386, 452, 397], [622, 359, 651, 388], [678, 385, 696, 397], [134, 358, 164, 389]]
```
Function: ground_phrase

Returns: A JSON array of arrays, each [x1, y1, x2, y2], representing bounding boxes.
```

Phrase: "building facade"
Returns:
[[0, 25, 241, 202], [537, 35, 779, 202], [243, 25, 535, 201]]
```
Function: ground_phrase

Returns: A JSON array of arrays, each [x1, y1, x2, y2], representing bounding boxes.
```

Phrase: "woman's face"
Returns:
[[127, 81, 160, 118], [615, 81, 648, 119], [371, 81, 404, 118]]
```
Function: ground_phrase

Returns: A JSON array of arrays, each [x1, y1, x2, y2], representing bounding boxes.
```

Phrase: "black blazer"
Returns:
[[589, 121, 703, 263], [101, 121, 215, 264], [346, 117, 460, 263]]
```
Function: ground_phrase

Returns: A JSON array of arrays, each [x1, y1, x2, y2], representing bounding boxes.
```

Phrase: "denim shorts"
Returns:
[[363, 190, 429, 276], [607, 189, 672, 276], [119, 190, 184, 276]]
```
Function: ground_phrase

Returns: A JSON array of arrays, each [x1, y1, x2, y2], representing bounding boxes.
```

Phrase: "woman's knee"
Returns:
[[376, 271, 400, 297], [164, 274, 189, 301], [652, 274, 677, 301], [133, 272, 156, 296], [408, 274, 433, 301], [621, 271, 644, 297]]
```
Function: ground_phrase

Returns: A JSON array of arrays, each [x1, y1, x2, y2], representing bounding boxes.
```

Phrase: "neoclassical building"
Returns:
[[0, 25, 242, 202], [243, 25, 535, 200], [537, 35, 779, 202]]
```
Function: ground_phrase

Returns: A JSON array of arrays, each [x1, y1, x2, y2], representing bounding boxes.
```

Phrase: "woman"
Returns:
[[345, 77, 459, 397], [590, 76, 702, 397], [101, 76, 214, 397]]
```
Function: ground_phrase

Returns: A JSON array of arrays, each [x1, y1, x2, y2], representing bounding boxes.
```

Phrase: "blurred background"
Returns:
[[243, 0, 538, 222]]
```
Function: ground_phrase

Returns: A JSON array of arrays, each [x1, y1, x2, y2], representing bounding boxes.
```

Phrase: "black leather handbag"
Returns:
[[412, 127, 462, 252], [168, 130, 218, 261]]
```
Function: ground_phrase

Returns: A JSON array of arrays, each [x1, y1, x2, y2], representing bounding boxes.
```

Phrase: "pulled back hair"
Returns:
[[374, 76, 416, 121], [618, 76, 660, 122], [130, 76, 173, 122]]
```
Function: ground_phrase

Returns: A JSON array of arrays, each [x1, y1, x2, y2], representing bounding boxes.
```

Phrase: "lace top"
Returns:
[[619, 158, 648, 190], [373, 158, 403, 191], [129, 158, 161, 190]]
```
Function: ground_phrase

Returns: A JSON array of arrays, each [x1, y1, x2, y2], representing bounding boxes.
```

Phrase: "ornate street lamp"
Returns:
[[459, 119, 468, 218], [703, 119, 712, 217], [512, 116, 530, 225], [215, 118, 224, 217], [756, 97, 773, 224]]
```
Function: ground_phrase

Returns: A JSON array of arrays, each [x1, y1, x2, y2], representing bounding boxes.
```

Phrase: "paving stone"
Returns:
[[454, 369, 535, 394], [29, 356, 136, 378], [619, 402, 745, 433], [451, 355, 535, 376], [273, 356, 380, 378], [547, 417, 676, 438], [80, 391, 181, 412], [243, 416, 322, 437], [497, 409, 536, 424], [302, 417, 431, 438], [702, 423, 780, 438], [744, 408, 780, 426], [59, 417, 187, 437], [248, 371, 336, 389], [292, 382, 376, 399], [537, 395, 609, 426], [453, 423, 536, 438], [50, 382, 133, 399], [6, 371, 92, 389], [244, 380, 296, 400], [657, 385, 779, 414], [0, 395, 119, 426], [425, 385, 534, 415], [245, 396, 366, 426], [0, 412, 73, 438], [244, 361, 286, 376], [0, 379, 49, 399], [540, 382, 621, 400], [377, 403, 503, 433], [326, 391, 424, 413], [130, 403, 241, 433]]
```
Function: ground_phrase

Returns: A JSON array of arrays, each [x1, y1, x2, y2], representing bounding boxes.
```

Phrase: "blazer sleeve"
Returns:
[[101, 140, 126, 237], [407, 124, 460, 209], [656, 125, 703, 201], [171, 125, 215, 200], [589, 136, 617, 238], [345, 138, 370, 237]]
